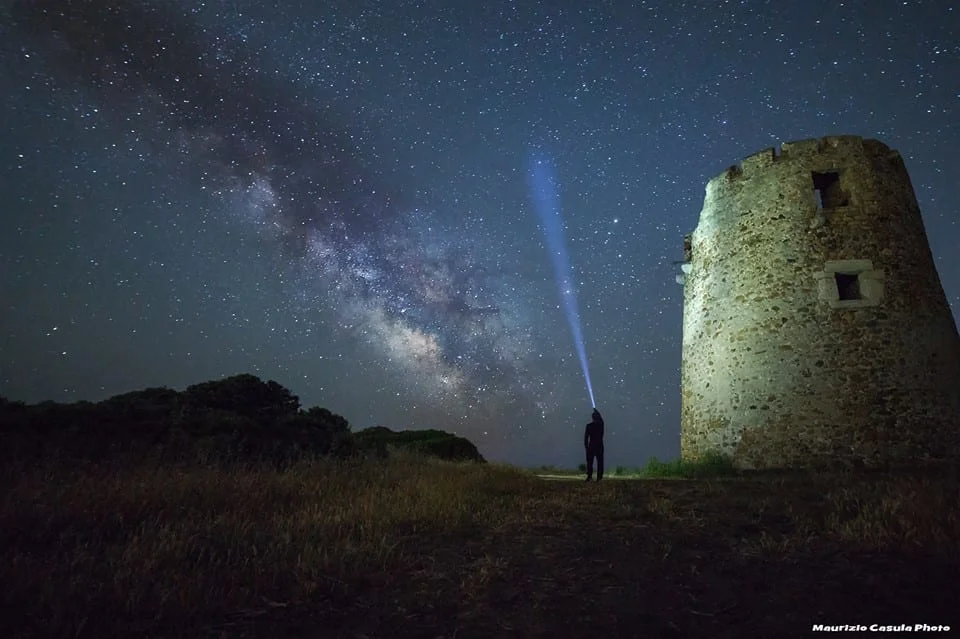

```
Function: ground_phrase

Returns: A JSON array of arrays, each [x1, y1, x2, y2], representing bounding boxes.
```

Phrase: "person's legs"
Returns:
[[585, 449, 594, 480], [596, 447, 604, 481]]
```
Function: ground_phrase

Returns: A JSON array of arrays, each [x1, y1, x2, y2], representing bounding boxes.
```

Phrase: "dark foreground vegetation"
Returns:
[[2, 375, 958, 637], [0, 373, 484, 466]]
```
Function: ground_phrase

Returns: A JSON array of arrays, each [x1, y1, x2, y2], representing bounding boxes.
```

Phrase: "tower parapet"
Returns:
[[680, 135, 960, 469]]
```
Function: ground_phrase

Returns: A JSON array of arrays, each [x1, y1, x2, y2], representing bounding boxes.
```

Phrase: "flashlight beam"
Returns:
[[527, 150, 596, 408]]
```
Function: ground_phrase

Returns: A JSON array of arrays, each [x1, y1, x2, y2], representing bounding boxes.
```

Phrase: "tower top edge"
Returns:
[[705, 135, 897, 189]]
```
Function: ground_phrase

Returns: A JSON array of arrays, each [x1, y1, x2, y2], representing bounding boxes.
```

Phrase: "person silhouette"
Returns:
[[584, 408, 604, 481]]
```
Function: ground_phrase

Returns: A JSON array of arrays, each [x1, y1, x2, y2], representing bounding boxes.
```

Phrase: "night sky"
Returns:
[[1, 0, 958, 468]]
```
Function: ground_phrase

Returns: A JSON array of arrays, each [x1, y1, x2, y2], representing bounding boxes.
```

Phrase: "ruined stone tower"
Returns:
[[679, 135, 960, 469]]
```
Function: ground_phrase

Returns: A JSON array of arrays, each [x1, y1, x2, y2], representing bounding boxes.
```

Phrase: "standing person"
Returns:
[[584, 408, 605, 481]]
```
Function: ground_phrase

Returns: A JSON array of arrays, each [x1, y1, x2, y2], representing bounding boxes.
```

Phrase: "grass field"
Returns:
[[2, 451, 958, 638], [535, 451, 740, 480]]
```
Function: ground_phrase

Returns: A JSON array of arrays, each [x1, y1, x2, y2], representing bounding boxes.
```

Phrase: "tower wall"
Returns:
[[680, 135, 960, 469]]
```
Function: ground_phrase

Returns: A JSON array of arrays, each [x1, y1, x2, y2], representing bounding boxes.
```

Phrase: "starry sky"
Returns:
[[1, 0, 958, 468]]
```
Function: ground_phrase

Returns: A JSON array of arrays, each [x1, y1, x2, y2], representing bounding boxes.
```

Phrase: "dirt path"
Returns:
[[206, 476, 959, 638]]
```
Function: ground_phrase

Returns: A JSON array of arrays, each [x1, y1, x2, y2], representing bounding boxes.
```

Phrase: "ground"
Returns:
[[203, 475, 958, 638], [2, 458, 957, 638]]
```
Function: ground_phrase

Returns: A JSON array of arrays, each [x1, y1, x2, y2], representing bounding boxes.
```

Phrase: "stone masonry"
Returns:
[[679, 135, 960, 469]]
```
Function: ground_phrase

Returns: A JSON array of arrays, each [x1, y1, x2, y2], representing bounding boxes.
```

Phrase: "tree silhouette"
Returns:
[[276, 406, 354, 457], [98, 387, 181, 427], [1, 374, 484, 466], [182, 374, 300, 425]]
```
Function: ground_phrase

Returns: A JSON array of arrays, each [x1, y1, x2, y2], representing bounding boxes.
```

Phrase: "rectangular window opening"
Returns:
[[834, 272, 861, 300], [812, 171, 849, 208]]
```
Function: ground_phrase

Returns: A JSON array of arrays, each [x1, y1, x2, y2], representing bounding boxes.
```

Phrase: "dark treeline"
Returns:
[[0, 374, 485, 466]]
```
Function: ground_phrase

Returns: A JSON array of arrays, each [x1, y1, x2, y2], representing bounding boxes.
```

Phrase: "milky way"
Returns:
[[10, 0, 542, 417]]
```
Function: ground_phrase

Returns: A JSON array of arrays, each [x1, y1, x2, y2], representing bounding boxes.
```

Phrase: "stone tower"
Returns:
[[678, 135, 960, 469]]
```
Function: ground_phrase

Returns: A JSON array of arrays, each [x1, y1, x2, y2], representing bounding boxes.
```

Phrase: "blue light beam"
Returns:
[[527, 151, 596, 408]]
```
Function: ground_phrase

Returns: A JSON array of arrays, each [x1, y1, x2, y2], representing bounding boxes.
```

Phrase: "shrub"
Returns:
[[354, 426, 485, 463], [640, 451, 739, 478]]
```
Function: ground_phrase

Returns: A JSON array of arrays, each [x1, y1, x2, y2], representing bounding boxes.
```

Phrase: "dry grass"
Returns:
[[1, 453, 958, 638]]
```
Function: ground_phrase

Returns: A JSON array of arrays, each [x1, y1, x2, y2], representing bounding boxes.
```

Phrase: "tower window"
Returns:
[[834, 272, 861, 300], [816, 260, 883, 309], [812, 171, 849, 208]]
